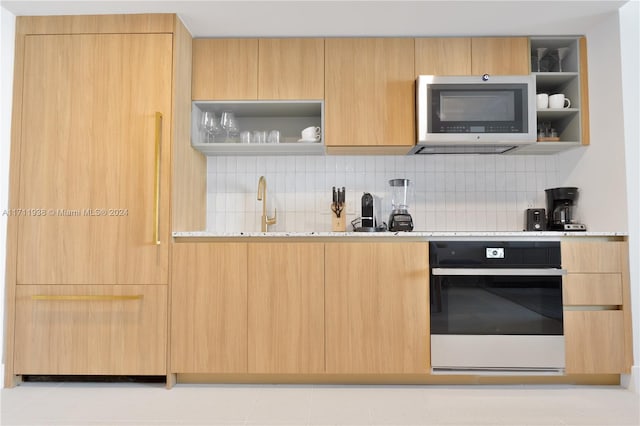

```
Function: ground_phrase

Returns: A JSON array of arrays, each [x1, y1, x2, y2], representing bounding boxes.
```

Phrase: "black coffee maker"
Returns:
[[545, 187, 586, 231]]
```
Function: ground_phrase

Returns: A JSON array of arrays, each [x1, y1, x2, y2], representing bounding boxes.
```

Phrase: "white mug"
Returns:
[[301, 126, 321, 141], [549, 94, 571, 109], [536, 93, 549, 109]]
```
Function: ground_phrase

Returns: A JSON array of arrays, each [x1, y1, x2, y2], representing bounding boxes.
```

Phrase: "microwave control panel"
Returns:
[[437, 125, 523, 133]]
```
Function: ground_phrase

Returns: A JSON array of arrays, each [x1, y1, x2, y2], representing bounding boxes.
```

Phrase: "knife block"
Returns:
[[331, 203, 346, 232]]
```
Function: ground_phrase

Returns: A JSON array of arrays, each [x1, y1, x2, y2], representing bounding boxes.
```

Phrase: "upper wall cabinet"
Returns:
[[415, 37, 530, 76], [193, 38, 258, 100], [258, 38, 324, 100], [470, 37, 530, 75], [414, 38, 472, 75], [325, 38, 415, 154], [192, 38, 324, 100], [192, 38, 325, 156], [511, 36, 589, 155]]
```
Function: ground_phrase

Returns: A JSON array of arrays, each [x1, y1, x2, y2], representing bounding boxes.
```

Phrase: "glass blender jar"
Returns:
[[388, 179, 414, 232]]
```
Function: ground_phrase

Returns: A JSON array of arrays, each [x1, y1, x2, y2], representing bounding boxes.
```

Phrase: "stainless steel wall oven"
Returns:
[[429, 241, 566, 374]]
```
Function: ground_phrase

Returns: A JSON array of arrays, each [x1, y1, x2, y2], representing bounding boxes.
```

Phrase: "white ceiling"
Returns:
[[1, 0, 629, 38]]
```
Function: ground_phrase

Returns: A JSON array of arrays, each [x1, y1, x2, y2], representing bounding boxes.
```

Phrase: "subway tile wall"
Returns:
[[206, 155, 561, 232]]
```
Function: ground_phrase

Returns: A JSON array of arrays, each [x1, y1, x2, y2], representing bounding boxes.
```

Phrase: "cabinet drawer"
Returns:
[[561, 241, 624, 273], [563, 274, 623, 306], [14, 285, 167, 375], [564, 310, 625, 374]]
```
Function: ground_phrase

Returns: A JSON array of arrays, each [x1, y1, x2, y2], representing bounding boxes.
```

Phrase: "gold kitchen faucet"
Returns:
[[257, 176, 277, 232]]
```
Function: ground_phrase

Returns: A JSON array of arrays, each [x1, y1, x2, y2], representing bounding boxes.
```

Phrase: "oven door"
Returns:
[[430, 268, 565, 373]]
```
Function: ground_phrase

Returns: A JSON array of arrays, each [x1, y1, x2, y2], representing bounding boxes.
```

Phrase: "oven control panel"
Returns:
[[486, 248, 505, 259]]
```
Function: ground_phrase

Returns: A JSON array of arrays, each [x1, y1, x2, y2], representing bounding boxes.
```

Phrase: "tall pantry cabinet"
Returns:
[[4, 15, 204, 387]]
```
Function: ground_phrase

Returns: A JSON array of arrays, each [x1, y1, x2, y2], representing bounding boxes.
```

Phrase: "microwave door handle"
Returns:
[[432, 268, 567, 276]]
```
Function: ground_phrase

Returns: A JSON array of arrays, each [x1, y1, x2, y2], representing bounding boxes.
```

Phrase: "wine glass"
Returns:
[[535, 47, 548, 72], [220, 111, 239, 143], [557, 47, 570, 72], [201, 111, 219, 143]]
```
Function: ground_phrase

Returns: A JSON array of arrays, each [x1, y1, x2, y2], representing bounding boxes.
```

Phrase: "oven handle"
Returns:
[[432, 268, 567, 276]]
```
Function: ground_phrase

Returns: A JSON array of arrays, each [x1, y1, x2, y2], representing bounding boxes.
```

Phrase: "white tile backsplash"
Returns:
[[206, 154, 561, 232]]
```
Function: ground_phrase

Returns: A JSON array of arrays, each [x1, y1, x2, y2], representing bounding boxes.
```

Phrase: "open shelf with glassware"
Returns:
[[191, 100, 324, 156], [511, 37, 587, 155]]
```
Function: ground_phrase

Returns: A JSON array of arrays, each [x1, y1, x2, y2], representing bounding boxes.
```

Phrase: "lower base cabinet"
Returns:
[[248, 243, 325, 374], [170, 242, 324, 375], [324, 242, 429, 374], [564, 310, 625, 374], [169, 239, 633, 381], [561, 240, 631, 375], [14, 285, 167, 375], [171, 243, 248, 373]]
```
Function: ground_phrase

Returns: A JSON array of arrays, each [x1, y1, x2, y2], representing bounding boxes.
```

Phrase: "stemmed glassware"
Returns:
[[556, 47, 570, 72], [201, 111, 220, 143], [535, 47, 548, 72], [220, 111, 239, 143]]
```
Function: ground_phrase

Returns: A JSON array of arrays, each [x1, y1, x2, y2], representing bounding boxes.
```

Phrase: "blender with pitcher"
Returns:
[[388, 179, 414, 232]]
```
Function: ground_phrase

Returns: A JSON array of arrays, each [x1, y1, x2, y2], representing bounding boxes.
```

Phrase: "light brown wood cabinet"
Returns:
[[470, 37, 530, 75], [258, 38, 324, 100], [415, 37, 530, 76], [415, 38, 472, 75], [564, 310, 625, 374], [5, 14, 199, 386], [561, 240, 632, 374], [14, 285, 167, 375], [248, 243, 325, 374], [171, 243, 248, 374], [192, 38, 258, 100], [192, 38, 324, 100], [325, 242, 429, 374], [324, 38, 416, 153], [170, 242, 324, 375], [15, 32, 172, 285]]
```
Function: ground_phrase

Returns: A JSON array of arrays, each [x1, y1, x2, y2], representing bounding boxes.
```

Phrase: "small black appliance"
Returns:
[[525, 208, 547, 231], [361, 192, 375, 228], [353, 193, 386, 232], [545, 187, 586, 231], [387, 179, 414, 232]]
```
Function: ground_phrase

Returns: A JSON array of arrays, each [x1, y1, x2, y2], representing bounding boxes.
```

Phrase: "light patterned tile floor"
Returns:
[[1, 382, 638, 425]]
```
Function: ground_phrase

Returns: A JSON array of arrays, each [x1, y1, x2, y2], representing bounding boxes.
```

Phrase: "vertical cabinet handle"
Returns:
[[154, 112, 162, 245]]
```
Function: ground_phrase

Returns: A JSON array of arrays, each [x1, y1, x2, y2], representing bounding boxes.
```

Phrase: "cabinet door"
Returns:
[[248, 243, 324, 374], [14, 285, 167, 375], [16, 34, 172, 285], [258, 38, 324, 100], [564, 310, 625, 374], [192, 38, 259, 100], [471, 37, 530, 75], [171, 243, 247, 373], [325, 38, 415, 152], [415, 38, 471, 75], [325, 242, 429, 374]]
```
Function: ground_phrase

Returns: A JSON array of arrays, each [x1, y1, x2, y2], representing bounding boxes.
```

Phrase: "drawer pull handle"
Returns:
[[31, 295, 144, 301], [153, 112, 162, 245]]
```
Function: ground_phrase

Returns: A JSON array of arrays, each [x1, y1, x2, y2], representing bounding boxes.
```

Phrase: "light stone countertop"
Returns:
[[172, 231, 627, 241]]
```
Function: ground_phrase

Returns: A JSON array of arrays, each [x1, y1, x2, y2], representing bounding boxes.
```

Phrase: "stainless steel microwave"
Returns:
[[412, 74, 536, 154]]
